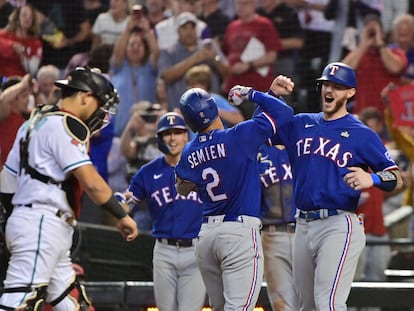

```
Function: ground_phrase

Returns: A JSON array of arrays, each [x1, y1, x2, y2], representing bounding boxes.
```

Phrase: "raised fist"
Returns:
[[228, 85, 252, 106]]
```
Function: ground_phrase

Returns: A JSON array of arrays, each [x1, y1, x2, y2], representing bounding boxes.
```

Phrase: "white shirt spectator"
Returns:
[[92, 12, 130, 46]]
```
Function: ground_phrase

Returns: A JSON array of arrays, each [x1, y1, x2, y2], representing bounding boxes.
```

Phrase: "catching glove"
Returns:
[[228, 85, 252, 106]]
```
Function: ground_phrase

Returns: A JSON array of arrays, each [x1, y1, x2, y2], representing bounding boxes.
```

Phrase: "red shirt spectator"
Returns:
[[0, 4, 42, 77], [222, 14, 282, 93]]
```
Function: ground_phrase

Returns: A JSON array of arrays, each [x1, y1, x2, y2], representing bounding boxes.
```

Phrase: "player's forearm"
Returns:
[[250, 90, 294, 121]]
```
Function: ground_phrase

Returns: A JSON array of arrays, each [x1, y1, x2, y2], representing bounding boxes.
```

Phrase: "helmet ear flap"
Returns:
[[157, 134, 170, 154]]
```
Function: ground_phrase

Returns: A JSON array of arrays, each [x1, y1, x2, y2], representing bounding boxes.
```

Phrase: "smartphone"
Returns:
[[132, 4, 143, 18]]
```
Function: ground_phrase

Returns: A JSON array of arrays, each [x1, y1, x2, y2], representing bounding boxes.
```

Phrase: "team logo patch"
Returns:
[[71, 139, 87, 154], [340, 131, 350, 138]]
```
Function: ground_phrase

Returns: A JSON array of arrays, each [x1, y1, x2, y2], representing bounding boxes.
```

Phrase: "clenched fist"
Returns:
[[270, 75, 295, 97]]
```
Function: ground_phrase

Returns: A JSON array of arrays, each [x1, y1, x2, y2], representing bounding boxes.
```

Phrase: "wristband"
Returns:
[[101, 194, 128, 219], [370, 171, 398, 192]]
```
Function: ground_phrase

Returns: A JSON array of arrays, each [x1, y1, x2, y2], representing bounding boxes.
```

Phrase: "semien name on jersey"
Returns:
[[187, 143, 226, 168]]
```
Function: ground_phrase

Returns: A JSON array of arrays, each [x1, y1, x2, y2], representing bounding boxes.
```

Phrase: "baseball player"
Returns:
[[0, 67, 138, 311], [261, 62, 403, 310], [258, 143, 298, 311], [124, 112, 206, 311], [174, 77, 294, 311]]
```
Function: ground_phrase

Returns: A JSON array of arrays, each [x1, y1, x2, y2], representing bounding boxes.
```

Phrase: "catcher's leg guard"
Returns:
[[0, 285, 47, 311], [49, 278, 93, 311]]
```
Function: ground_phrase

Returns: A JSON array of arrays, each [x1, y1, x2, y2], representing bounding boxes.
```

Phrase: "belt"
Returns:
[[202, 215, 244, 224], [157, 238, 196, 248], [262, 223, 296, 233], [297, 209, 340, 222], [18, 204, 76, 226]]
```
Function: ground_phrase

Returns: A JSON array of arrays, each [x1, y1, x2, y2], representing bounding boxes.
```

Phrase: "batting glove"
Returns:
[[228, 85, 252, 106]]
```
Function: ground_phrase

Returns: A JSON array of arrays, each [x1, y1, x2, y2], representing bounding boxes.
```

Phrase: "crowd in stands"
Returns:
[[1, 0, 414, 243]]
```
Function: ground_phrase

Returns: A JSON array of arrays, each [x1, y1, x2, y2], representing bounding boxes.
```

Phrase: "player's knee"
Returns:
[[49, 278, 93, 311], [0, 284, 47, 311]]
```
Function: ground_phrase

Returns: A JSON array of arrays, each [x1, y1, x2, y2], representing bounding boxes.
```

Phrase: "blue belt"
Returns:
[[202, 215, 243, 224], [297, 209, 340, 221]]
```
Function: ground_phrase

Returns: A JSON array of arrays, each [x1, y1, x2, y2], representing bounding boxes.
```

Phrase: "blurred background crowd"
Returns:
[[1, 0, 414, 250]]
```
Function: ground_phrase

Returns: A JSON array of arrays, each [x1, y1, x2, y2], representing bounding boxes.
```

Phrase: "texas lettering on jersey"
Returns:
[[151, 186, 201, 207], [259, 153, 292, 188], [295, 136, 353, 167]]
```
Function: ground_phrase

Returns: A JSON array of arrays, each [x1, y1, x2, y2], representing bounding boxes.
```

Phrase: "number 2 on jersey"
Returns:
[[202, 167, 227, 202]]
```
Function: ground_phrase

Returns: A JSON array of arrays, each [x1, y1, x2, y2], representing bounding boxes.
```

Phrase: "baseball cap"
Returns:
[[176, 12, 197, 29]]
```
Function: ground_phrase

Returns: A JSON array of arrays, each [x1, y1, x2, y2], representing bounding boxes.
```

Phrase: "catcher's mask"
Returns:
[[55, 66, 120, 133]]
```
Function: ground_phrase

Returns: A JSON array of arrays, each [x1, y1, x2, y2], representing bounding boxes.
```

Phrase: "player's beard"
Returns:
[[321, 94, 347, 118]]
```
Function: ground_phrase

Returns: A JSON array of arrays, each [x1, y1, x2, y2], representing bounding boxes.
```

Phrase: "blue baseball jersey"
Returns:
[[175, 91, 294, 218], [271, 112, 398, 212], [258, 144, 296, 224], [128, 156, 203, 239]]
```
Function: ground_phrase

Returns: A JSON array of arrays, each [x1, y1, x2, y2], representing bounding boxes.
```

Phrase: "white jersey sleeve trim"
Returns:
[[263, 112, 277, 134]]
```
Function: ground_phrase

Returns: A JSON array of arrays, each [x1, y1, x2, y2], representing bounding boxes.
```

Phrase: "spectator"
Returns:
[[324, 0, 381, 63], [0, 4, 42, 77], [0, 75, 35, 168], [155, 0, 211, 50], [84, 0, 108, 26], [218, 0, 235, 19], [382, 83, 414, 236], [107, 136, 128, 193], [35, 64, 60, 106], [0, 0, 14, 29], [29, 0, 92, 71], [145, 0, 169, 28], [156, 77, 169, 111], [381, 0, 409, 42], [184, 64, 244, 128], [90, 0, 130, 52], [342, 13, 408, 119], [120, 101, 164, 231], [111, 14, 159, 136], [221, 0, 282, 118], [158, 11, 228, 111], [388, 13, 414, 84], [120, 101, 164, 182], [287, 0, 334, 112], [257, 0, 304, 107], [198, 0, 230, 46]]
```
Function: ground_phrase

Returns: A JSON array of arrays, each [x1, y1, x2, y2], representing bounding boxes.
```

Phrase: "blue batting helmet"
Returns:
[[157, 112, 187, 154], [316, 62, 357, 88], [179, 88, 218, 132]]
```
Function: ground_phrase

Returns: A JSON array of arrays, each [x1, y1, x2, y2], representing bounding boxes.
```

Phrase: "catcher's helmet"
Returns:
[[55, 66, 119, 110], [179, 88, 218, 132], [55, 67, 120, 133], [157, 112, 187, 154], [316, 62, 357, 88]]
